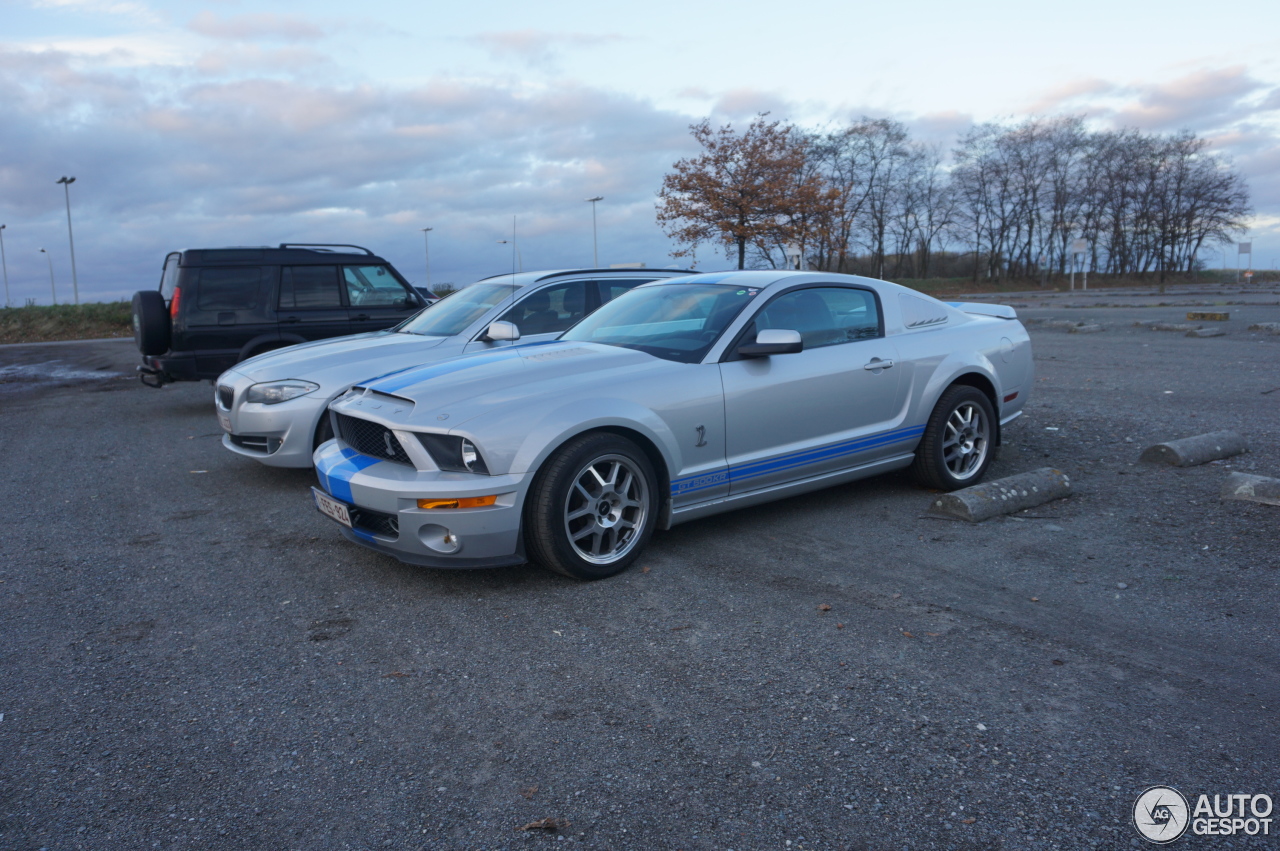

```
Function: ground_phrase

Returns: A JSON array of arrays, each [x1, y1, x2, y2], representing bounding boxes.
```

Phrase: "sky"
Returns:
[[1, 0, 1278, 304]]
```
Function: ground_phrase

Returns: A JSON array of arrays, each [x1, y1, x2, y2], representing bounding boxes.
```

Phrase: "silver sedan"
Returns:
[[311, 271, 1033, 578], [214, 268, 690, 467]]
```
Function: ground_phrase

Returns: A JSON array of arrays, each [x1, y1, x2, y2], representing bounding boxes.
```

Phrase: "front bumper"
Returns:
[[216, 370, 330, 468], [312, 439, 531, 568]]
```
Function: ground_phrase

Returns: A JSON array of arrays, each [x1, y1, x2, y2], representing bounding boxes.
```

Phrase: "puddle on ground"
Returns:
[[0, 359, 124, 390]]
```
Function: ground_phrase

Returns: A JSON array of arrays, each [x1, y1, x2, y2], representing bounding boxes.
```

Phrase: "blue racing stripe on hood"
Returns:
[[316, 447, 383, 504], [363, 346, 523, 393]]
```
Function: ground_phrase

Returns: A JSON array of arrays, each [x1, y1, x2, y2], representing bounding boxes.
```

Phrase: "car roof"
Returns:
[[472, 267, 696, 289], [176, 245, 390, 265], [638, 269, 897, 291]]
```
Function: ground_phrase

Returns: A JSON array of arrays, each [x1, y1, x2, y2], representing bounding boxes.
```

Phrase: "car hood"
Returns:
[[230, 332, 449, 382], [351, 341, 675, 426]]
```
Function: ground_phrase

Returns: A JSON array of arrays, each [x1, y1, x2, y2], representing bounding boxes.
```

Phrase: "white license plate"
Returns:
[[312, 487, 352, 528], [217, 412, 231, 432]]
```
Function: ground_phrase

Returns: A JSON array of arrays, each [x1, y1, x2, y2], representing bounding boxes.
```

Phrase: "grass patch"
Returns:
[[0, 302, 134, 345]]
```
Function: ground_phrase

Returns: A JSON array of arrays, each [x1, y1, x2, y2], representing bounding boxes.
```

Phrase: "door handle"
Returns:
[[863, 358, 894, 371], [352, 313, 370, 321], [282, 316, 301, 324]]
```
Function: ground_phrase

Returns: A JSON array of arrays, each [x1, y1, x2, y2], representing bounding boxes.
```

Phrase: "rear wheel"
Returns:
[[911, 385, 996, 490], [132, 290, 170, 356], [524, 433, 657, 580]]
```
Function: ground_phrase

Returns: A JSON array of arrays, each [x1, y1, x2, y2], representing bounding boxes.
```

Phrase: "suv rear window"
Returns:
[[196, 267, 264, 311]]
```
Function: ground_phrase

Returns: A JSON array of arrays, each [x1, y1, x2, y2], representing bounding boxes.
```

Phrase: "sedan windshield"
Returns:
[[397, 282, 515, 337], [561, 283, 758, 363]]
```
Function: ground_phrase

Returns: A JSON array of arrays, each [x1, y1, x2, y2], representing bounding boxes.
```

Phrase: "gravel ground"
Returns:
[[1, 285, 1277, 850]]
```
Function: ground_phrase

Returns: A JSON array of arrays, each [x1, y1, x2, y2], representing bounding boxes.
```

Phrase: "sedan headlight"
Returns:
[[246, 380, 320, 405], [416, 433, 491, 475]]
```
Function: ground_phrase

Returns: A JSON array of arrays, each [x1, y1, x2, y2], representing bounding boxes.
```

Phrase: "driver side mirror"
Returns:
[[482, 320, 521, 342], [737, 328, 803, 358]]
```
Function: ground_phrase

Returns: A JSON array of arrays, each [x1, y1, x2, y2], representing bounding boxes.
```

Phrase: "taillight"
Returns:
[[169, 287, 181, 318]]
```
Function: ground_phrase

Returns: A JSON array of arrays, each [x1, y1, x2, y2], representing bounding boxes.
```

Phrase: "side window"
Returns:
[[280, 266, 341, 309], [596, 278, 650, 304], [750, 287, 881, 349], [196, 267, 264, 311], [344, 265, 409, 306], [497, 281, 589, 335], [159, 253, 181, 299]]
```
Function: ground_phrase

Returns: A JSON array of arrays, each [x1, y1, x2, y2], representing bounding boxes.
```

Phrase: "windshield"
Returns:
[[397, 282, 515, 337], [562, 283, 758, 363]]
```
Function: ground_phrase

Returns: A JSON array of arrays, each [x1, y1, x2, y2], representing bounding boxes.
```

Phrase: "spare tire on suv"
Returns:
[[132, 290, 171, 356]]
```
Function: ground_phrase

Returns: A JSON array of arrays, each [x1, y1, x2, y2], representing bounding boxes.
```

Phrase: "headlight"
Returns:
[[460, 439, 480, 470], [416, 433, 491, 475], [246, 380, 320, 405]]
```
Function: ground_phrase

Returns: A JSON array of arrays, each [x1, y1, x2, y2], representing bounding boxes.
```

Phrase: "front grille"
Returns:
[[350, 506, 399, 539], [217, 385, 234, 410], [334, 413, 413, 466]]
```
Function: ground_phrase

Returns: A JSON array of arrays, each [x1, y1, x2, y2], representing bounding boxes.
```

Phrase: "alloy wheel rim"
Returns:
[[942, 402, 989, 480], [563, 454, 648, 565]]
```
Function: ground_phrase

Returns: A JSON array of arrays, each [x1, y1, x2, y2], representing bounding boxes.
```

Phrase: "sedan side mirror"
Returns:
[[482, 320, 521, 342], [737, 328, 803, 358]]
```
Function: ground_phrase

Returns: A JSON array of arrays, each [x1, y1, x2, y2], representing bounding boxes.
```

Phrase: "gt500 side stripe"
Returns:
[[670, 424, 924, 497]]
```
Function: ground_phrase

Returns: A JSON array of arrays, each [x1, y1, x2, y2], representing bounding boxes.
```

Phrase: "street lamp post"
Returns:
[[421, 227, 433, 292], [0, 224, 10, 309], [39, 248, 57, 305], [584, 196, 603, 267], [57, 176, 79, 304]]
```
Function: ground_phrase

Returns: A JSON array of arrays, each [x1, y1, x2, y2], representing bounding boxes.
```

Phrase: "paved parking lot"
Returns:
[[2, 284, 1278, 850]]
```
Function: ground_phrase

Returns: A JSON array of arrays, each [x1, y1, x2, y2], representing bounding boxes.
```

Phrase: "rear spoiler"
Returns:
[[945, 301, 1017, 320]]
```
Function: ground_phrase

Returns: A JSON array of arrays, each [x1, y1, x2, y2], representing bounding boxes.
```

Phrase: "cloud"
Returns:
[[710, 88, 793, 122], [0, 47, 698, 302], [1029, 66, 1269, 133], [192, 45, 334, 76], [33, 0, 158, 23], [188, 11, 326, 42], [1024, 78, 1115, 114], [1110, 66, 1266, 131], [469, 29, 622, 70]]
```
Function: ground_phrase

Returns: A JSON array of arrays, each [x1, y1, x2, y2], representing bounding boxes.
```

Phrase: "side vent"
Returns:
[[899, 293, 949, 329]]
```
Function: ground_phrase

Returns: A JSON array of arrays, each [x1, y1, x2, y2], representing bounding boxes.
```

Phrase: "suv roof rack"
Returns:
[[278, 243, 375, 255]]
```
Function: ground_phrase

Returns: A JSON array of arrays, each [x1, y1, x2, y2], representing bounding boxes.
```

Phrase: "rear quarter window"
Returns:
[[196, 267, 264, 311], [159, 253, 180, 299]]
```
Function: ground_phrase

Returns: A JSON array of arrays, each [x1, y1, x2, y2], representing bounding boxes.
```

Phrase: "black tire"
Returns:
[[313, 413, 334, 450], [911, 385, 997, 491], [524, 432, 658, 580], [132, 290, 171, 356]]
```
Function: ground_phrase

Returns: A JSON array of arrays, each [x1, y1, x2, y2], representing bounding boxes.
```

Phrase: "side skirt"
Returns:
[[668, 452, 916, 527]]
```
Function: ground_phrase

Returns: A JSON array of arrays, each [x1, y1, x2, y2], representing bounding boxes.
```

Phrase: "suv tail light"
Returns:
[[169, 286, 181, 318]]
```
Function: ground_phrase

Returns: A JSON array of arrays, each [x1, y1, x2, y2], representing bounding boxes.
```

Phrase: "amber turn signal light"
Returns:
[[417, 495, 498, 510]]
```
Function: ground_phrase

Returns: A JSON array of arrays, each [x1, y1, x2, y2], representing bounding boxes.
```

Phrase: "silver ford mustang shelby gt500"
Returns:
[[312, 270, 1033, 579], [215, 268, 690, 467]]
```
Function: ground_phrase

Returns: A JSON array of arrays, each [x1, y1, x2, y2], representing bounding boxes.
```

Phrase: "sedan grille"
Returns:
[[334, 413, 413, 466], [350, 506, 399, 539], [217, 385, 234, 410]]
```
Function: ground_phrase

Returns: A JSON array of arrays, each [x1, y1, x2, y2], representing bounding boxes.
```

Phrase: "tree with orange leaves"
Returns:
[[657, 114, 828, 270]]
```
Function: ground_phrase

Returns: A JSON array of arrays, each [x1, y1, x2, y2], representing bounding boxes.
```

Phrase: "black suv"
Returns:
[[133, 244, 426, 385]]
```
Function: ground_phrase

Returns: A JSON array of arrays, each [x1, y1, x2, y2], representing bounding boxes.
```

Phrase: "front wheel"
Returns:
[[524, 433, 658, 580], [911, 385, 996, 491]]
